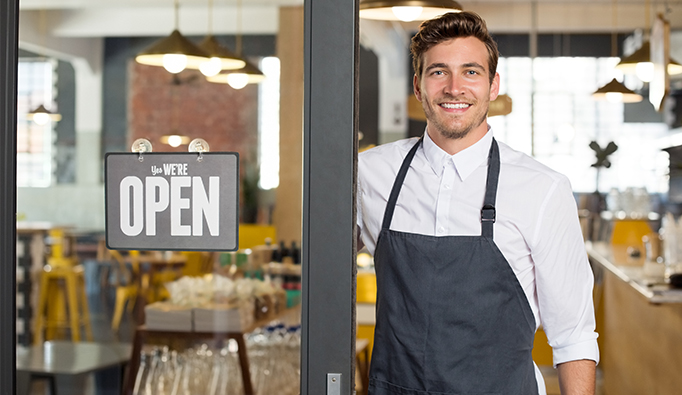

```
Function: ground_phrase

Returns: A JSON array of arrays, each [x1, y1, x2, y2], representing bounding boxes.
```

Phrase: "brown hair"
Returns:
[[410, 11, 499, 84]]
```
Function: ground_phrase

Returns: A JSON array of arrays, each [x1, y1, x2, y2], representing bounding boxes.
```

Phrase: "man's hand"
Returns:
[[557, 359, 596, 395]]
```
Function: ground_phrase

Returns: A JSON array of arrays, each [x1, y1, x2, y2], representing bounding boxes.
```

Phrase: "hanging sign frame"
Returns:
[[105, 151, 239, 251]]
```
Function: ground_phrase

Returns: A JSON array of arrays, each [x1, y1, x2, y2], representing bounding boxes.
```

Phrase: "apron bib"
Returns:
[[368, 137, 538, 395]]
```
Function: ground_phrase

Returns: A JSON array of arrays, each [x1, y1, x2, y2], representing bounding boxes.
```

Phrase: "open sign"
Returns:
[[105, 152, 239, 251]]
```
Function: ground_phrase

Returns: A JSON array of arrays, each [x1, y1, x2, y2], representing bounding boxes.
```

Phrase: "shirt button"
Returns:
[[438, 226, 446, 233], [444, 184, 451, 190]]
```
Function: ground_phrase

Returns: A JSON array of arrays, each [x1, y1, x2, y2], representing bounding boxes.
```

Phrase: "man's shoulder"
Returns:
[[497, 140, 567, 184], [359, 137, 420, 167]]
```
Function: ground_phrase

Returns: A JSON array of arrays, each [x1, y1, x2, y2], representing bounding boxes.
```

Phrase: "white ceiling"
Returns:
[[17, 0, 682, 38]]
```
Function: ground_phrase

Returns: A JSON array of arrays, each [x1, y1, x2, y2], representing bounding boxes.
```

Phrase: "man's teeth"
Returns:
[[441, 103, 470, 109]]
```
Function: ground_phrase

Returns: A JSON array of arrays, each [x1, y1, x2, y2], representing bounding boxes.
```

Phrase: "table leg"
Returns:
[[234, 335, 254, 395], [94, 364, 125, 395], [16, 370, 31, 395]]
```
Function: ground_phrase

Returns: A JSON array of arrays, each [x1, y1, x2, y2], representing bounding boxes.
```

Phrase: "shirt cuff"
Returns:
[[552, 339, 600, 367]]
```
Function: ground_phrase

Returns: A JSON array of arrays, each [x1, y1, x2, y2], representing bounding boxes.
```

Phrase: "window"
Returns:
[[16, 59, 57, 187], [258, 56, 280, 190], [488, 57, 669, 194]]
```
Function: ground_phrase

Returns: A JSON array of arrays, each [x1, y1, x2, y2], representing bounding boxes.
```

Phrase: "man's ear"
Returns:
[[413, 74, 422, 102], [489, 72, 500, 101]]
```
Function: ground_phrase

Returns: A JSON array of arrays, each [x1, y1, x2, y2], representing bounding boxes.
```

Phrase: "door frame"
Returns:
[[301, 0, 359, 393], [0, 0, 19, 394]]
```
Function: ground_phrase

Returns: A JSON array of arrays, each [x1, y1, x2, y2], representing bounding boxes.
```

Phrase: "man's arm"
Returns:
[[557, 359, 596, 395]]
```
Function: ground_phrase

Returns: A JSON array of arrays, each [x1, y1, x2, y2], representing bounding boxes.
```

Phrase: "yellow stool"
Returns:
[[33, 264, 93, 344]]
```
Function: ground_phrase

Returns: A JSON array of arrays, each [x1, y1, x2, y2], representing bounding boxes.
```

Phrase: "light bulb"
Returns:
[[635, 62, 654, 82], [227, 73, 249, 89], [167, 135, 183, 147], [163, 54, 188, 74], [391, 6, 423, 22], [32, 113, 50, 125], [605, 92, 624, 103], [200, 57, 222, 77]]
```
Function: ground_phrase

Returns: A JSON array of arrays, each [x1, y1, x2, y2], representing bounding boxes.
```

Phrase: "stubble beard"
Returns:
[[423, 97, 490, 141]]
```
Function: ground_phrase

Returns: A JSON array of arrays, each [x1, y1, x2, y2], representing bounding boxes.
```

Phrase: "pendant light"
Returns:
[[359, 0, 463, 22], [27, 10, 62, 124], [592, 0, 642, 103], [197, 0, 246, 77], [592, 78, 643, 103], [205, 0, 265, 89], [27, 104, 62, 125], [615, 41, 682, 82], [615, 0, 682, 82], [135, 0, 211, 74]]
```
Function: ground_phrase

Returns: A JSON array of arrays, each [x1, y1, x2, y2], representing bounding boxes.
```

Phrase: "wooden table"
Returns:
[[16, 341, 131, 395]]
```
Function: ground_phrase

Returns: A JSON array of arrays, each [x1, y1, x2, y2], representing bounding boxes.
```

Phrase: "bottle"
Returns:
[[291, 241, 300, 264], [280, 241, 292, 264]]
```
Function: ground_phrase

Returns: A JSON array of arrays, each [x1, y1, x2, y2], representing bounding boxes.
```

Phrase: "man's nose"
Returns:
[[443, 75, 465, 96]]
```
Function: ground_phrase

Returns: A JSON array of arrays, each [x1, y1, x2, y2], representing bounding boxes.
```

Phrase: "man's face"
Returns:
[[414, 36, 500, 142]]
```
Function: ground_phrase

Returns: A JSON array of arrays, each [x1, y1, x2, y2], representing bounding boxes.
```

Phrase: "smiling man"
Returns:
[[357, 11, 599, 395]]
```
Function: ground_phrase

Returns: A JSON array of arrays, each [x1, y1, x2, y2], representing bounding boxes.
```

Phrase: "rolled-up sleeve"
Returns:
[[531, 177, 600, 367]]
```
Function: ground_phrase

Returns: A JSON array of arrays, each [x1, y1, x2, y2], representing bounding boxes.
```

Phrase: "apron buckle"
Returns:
[[481, 204, 496, 222]]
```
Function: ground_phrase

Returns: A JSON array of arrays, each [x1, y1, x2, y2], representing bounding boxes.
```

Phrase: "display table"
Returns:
[[16, 341, 131, 395], [586, 242, 682, 395], [123, 305, 302, 395]]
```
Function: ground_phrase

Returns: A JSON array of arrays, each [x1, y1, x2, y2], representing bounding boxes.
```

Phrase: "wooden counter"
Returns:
[[587, 242, 682, 395]]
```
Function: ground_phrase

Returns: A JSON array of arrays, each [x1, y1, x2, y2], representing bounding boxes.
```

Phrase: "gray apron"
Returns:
[[368, 137, 538, 395]]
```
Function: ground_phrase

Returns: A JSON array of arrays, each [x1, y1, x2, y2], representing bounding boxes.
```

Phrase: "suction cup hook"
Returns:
[[189, 138, 210, 162], [131, 138, 152, 162]]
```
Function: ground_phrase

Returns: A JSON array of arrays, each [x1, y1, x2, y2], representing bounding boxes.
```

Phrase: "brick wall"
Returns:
[[129, 62, 261, 221], [128, 62, 259, 165]]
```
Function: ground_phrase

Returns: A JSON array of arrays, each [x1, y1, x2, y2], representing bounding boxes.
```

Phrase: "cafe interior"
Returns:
[[10, 0, 682, 394]]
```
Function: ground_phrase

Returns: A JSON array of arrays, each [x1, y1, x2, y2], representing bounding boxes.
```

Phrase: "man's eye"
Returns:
[[432, 70, 444, 75], [466, 70, 477, 75]]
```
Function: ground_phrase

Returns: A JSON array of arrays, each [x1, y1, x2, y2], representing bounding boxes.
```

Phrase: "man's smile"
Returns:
[[440, 102, 471, 110]]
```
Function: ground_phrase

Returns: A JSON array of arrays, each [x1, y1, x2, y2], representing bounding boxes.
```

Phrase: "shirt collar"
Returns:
[[422, 127, 494, 181]]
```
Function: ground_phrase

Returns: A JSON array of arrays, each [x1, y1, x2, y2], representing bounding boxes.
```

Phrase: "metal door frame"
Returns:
[[301, 0, 359, 394], [0, 0, 359, 393], [1, 1, 19, 394]]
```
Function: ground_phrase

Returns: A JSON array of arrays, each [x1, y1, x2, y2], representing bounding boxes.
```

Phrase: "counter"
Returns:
[[586, 241, 682, 303], [586, 242, 682, 395]]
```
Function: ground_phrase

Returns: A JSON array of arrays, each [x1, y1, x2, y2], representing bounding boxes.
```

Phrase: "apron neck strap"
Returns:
[[380, 136, 501, 238], [381, 137, 423, 230], [481, 139, 500, 238]]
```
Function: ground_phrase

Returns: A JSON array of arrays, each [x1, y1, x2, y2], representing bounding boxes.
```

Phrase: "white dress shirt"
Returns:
[[357, 129, 599, 393]]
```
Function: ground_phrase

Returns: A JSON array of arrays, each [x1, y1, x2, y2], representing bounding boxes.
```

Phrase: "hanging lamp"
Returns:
[[615, 41, 682, 82], [135, 0, 210, 74], [592, 0, 642, 103], [197, 0, 246, 77], [359, 0, 463, 22], [27, 10, 62, 125], [27, 104, 62, 125], [205, 0, 265, 89], [592, 78, 643, 103]]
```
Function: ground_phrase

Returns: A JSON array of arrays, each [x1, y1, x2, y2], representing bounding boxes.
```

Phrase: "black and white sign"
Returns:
[[105, 152, 239, 251]]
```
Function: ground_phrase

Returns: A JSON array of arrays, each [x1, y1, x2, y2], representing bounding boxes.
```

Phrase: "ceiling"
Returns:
[[17, 0, 682, 39]]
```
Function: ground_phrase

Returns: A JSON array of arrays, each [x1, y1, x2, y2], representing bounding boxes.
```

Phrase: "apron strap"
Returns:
[[381, 137, 423, 230], [481, 139, 500, 238], [381, 136, 501, 238]]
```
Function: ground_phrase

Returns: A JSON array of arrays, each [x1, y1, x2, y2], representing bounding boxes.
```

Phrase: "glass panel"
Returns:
[[16, 59, 55, 187], [489, 56, 669, 194]]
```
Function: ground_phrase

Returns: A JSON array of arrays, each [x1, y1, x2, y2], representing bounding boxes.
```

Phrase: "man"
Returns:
[[357, 11, 599, 395]]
